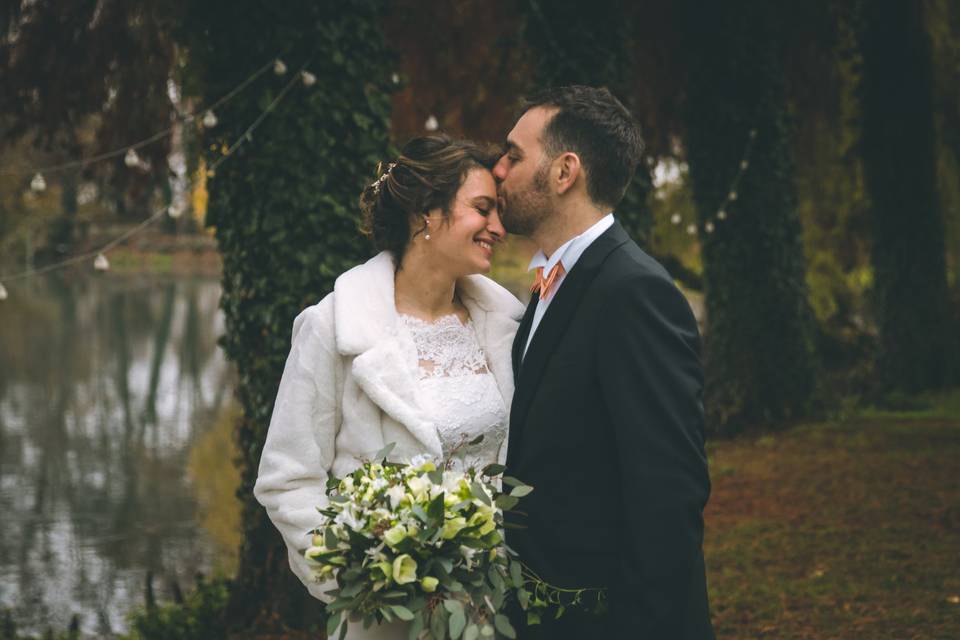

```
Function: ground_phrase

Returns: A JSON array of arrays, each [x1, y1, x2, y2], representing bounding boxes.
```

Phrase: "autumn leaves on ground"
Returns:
[[704, 391, 960, 639]]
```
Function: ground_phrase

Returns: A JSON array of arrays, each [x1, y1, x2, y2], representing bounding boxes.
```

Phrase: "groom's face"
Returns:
[[493, 107, 554, 236]]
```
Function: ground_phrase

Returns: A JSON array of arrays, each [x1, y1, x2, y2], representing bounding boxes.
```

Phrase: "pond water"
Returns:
[[0, 272, 239, 637]]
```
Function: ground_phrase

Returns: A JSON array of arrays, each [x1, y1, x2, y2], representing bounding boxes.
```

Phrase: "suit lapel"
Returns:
[[512, 294, 539, 384], [509, 222, 631, 443]]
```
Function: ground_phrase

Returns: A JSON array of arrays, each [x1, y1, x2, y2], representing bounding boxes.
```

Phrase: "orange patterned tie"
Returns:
[[530, 262, 566, 300]]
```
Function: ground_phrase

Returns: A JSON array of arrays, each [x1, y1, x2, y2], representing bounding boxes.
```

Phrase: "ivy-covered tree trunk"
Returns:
[[859, 0, 954, 393], [681, 1, 820, 432], [516, 0, 653, 243], [184, 0, 393, 630]]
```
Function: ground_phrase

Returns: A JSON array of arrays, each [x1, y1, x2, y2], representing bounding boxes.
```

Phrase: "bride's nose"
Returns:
[[487, 209, 505, 240]]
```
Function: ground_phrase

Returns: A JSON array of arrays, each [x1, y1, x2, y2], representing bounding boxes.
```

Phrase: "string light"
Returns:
[[30, 173, 47, 192], [202, 110, 218, 128], [0, 50, 318, 302], [424, 115, 439, 131], [167, 201, 185, 219], [124, 149, 140, 167], [391, 72, 401, 85], [300, 70, 316, 87], [670, 127, 758, 236], [3, 53, 288, 180], [273, 59, 287, 75]]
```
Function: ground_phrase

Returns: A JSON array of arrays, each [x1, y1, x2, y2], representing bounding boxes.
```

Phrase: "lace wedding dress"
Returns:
[[342, 313, 508, 640]]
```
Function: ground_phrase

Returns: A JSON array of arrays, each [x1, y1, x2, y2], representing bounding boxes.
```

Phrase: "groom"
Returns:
[[494, 86, 714, 638]]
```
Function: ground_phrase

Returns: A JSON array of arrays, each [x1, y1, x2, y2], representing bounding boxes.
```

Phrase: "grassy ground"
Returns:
[[704, 390, 960, 639]]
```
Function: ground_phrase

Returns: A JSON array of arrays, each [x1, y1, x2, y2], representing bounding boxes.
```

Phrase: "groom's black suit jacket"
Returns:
[[506, 221, 714, 639]]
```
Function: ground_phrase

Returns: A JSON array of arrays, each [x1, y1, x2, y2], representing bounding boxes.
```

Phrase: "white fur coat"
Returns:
[[253, 251, 524, 600]]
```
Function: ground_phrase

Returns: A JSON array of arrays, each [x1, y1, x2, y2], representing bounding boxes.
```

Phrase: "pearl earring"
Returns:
[[424, 218, 431, 240]]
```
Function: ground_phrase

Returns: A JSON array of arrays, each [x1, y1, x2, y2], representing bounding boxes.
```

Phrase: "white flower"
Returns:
[[334, 507, 364, 532], [386, 485, 406, 510]]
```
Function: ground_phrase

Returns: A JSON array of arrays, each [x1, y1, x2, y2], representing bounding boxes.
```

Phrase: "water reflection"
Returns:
[[0, 272, 237, 637]]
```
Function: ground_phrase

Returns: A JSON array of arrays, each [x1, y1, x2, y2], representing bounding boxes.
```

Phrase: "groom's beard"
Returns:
[[500, 163, 551, 237]]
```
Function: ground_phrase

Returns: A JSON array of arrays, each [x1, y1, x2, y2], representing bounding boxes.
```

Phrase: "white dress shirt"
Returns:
[[523, 214, 615, 357]]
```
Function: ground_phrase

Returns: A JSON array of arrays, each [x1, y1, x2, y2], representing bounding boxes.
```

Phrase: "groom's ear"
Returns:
[[555, 152, 581, 196]]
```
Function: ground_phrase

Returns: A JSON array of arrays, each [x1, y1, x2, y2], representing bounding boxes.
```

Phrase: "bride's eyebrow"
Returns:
[[470, 196, 496, 208]]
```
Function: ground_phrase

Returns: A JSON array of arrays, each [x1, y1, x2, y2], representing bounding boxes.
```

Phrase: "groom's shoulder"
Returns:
[[602, 237, 675, 287]]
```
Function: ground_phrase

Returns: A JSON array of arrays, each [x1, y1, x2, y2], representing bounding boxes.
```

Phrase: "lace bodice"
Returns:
[[398, 314, 508, 471]]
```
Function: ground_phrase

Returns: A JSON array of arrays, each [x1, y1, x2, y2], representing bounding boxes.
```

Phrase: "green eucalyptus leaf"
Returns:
[[509, 485, 534, 498], [494, 614, 516, 639], [325, 611, 342, 638], [374, 442, 396, 461], [449, 608, 467, 639], [390, 604, 414, 621], [482, 463, 506, 476]]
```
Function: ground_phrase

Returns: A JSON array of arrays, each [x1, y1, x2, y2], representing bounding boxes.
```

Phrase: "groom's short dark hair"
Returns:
[[522, 85, 644, 209]]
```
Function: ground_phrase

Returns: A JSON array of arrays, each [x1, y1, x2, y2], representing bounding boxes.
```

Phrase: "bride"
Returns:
[[254, 135, 524, 639]]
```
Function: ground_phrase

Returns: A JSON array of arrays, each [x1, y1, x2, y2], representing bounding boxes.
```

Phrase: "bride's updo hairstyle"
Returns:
[[360, 134, 500, 264]]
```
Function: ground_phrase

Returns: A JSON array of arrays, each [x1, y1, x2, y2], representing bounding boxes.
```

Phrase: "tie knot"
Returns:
[[530, 262, 565, 300]]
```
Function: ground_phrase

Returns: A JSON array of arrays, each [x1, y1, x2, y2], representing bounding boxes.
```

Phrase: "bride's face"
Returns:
[[423, 168, 505, 277]]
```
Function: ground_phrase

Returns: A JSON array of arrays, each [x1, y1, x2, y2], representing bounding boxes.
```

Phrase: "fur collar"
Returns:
[[333, 251, 524, 457]]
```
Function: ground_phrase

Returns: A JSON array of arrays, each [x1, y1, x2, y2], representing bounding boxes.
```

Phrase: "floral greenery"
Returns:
[[181, 0, 395, 630], [308, 444, 604, 639], [309, 448, 526, 639], [680, 0, 821, 433]]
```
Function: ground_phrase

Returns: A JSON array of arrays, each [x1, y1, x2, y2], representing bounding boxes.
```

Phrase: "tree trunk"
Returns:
[[681, 0, 820, 432], [860, 0, 955, 392], [184, 0, 394, 630]]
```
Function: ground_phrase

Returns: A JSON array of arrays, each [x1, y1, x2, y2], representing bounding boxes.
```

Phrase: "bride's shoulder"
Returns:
[[291, 293, 335, 340], [461, 274, 525, 320]]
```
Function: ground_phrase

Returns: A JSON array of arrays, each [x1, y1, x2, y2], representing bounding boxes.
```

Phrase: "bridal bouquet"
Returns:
[[305, 443, 535, 640]]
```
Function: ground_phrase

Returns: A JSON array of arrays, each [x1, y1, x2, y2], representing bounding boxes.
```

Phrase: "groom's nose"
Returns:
[[492, 155, 509, 181]]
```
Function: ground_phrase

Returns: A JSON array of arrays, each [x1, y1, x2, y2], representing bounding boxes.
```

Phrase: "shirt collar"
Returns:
[[527, 214, 615, 273]]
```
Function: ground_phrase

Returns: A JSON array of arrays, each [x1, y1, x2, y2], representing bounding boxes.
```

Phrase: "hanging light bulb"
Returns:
[[670, 213, 682, 225], [728, 190, 738, 201], [274, 59, 287, 75], [202, 110, 218, 128], [686, 224, 697, 236], [30, 173, 47, 192], [124, 149, 140, 167], [0, 282, 7, 301], [717, 209, 728, 221], [424, 115, 439, 131], [301, 70, 316, 87], [391, 72, 400, 85], [167, 202, 185, 219], [739, 160, 749, 170], [705, 221, 715, 234], [94, 253, 110, 271]]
